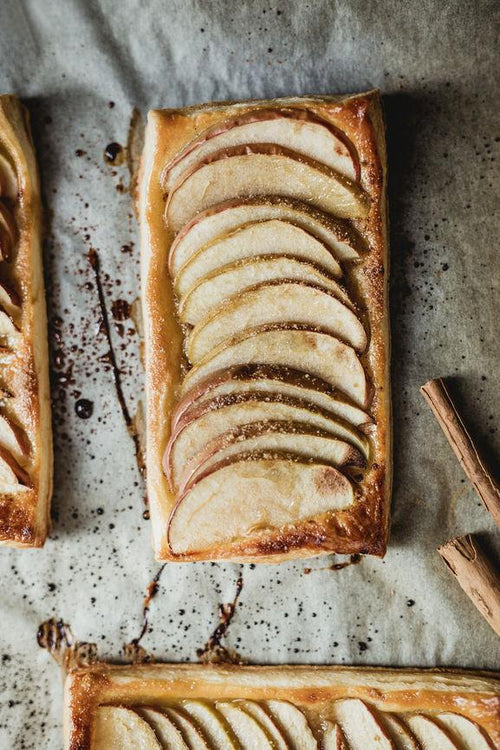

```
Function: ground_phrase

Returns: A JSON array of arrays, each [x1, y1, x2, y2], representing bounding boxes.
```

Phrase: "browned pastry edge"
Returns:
[[0, 95, 52, 547], [139, 91, 391, 561], [63, 663, 500, 750]]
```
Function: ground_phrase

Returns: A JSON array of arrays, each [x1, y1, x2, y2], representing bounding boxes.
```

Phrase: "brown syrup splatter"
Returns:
[[87, 248, 144, 480], [123, 565, 166, 664], [104, 142, 125, 165], [197, 572, 245, 664], [75, 398, 93, 419], [37, 618, 98, 676], [303, 554, 362, 575]]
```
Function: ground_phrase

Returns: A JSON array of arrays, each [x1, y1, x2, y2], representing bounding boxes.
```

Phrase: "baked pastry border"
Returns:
[[139, 91, 391, 561]]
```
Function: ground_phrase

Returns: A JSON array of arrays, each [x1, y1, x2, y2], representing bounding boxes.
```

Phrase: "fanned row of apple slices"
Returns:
[[163, 108, 373, 555], [91, 699, 495, 749], [0, 147, 32, 496]]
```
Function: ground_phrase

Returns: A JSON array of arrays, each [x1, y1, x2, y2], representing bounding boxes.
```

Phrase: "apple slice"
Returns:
[[0, 203, 16, 262], [323, 724, 348, 750], [237, 701, 289, 750], [165, 144, 371, 233], [217, 702, 275, 750], [164, 707, 210, 750], [186, 282, 366, 362], [0, 413, 30, 459], [175, 421, 365, 494], [178, 255, 352, 327], [165, 392, 369, 489], [138, 707, 189, 749], [381, 714, 420, 750], [0, 151, 18, 199], [436, 713, 494, 750], [168, 451, 355, 555], [334, 699, 395, 749], [0, 305, 18, 337], [174, 218, 346, 297], [181, 701, 241, 749], [405, 715, 460, 750], [162, 108, 359, 191], [0, 445, 30, 488], [181, 326, 367, 407], [92, 706, 162, 750], [173, 365, 372, 431], [263, 700, 317, 750], [168, 198, 365, 277], [0, 279, 21, 316]]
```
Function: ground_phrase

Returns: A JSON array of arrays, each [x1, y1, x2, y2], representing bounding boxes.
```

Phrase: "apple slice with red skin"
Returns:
[[92, 707, 162, 750], [178, 256, 353, 328], [186, 281, 366, 363], [436, 713, 495, 750], [162, 107, 360, 190], [165, 391, 370, 490], [174, 219, 345, 298], [0, 413, 30, 459], [173, 364, 373, 432], [168, 197, 365, 277], [406, 715, 460, 750], [334, 699, 396, 749], [0, 445, 30, 487], [174, 420, 366, 494], [323, 724, 348, 750], [381, 714, 420, 750], [167, 451, 355, 556], [165, 144, 371, 233], [181, 325, 368, 407]]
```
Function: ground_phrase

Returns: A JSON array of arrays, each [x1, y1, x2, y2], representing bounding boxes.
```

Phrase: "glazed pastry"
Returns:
[[139, 92, 390, 561], [64, 663, 500, 749], [0, 95, 52, 547]]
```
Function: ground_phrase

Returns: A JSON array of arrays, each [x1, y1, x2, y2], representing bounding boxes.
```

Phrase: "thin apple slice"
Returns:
[[0, 279, 20, 313], [186, 282, 366, 362], [92, 706, 162, 750], [181, 326, 367, 407], [164, 707, 210, 749], [0, 445, 30, 488], [174, 217, 346, 297], [165, 392, 369, 490], [176, 421, 365, 494], [0, 150, 18, 199], [178, 255, 352, 327], [173, 365, 372, 431], [334, 699, 395, 749], [263, 700, 317, 750], [165, 144, 370, 233], [0, 203, 16, 262], [168, 198, 365, 277], [381, 714, 420, 750], [436, 713, 494, 750], [182, 701, 241, 749], [237, 701, 289, 750], [168, 452, 355, 555], [138, 707, 189, 749], [0, 305, 18, 337], [162, 107, 359, 190], [405, 715, 459, 750], [323, 723, 348, 750], [217, 703, 275, 750], [0, 413, 30, 459]]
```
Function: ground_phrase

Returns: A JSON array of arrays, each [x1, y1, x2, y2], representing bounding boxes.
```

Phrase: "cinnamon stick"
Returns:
[[438, 534, 500, 637], [421, 378, 500, 530]]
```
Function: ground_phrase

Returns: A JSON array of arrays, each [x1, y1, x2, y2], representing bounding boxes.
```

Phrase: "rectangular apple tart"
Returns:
[[65, 663, 500, 749], [140, 91, 390, 561], [0, 95, 52, 547]]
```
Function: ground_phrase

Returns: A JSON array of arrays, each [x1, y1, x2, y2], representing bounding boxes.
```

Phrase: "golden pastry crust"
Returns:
[[0, 95, 52, 547], [64, 663, 500, 749], [140, 91, 391, 561]]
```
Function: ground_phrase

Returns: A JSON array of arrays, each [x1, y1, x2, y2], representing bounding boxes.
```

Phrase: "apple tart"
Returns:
[[0, 95, 52, 547], [140, 91, 390, 561], [64, 663, 500, 749]]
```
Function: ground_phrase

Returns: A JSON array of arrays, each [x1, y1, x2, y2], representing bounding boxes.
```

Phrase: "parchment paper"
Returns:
[[0, 1, 499, 747]]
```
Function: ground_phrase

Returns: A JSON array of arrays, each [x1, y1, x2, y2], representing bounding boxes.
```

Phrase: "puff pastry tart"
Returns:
[[0, 95, 52, 547], [64, 663, 500, 749], [139, 91, 390, 561]]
